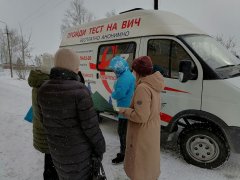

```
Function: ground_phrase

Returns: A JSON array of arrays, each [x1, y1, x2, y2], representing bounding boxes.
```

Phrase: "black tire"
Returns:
[[178, 123, 230, 169]]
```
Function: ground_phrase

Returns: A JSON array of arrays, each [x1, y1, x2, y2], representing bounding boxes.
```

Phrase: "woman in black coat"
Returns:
[[38, 48, 106, 180]]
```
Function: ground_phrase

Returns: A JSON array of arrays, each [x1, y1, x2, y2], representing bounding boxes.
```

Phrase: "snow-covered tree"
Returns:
[[61, 0, 94, 35], [216, 34, 239, 57]]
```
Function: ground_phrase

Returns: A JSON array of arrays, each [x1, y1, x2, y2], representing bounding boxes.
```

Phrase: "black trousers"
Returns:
[[43, 154, 59, 180], [118, 118, 128, 155]]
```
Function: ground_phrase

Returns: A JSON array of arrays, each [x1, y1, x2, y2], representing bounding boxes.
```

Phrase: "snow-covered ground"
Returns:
[[1, 70, 240, 180]]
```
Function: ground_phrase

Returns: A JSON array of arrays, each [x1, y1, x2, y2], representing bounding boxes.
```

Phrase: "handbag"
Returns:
[[24, 106, 33, 123], [92, 157, 107, 180]]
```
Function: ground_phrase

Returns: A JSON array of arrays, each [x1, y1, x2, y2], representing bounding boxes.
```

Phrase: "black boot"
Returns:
[[112, 153, 124, 164]]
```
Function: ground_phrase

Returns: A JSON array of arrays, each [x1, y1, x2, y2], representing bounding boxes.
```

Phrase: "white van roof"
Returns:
[[60, 9, 204, 46]]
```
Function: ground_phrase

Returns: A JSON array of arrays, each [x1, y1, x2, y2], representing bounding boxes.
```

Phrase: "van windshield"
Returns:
[[182, 35, 240, 78]]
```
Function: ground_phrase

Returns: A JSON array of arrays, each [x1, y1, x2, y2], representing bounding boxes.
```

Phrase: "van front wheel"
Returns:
[[178, 123, 230, 169]]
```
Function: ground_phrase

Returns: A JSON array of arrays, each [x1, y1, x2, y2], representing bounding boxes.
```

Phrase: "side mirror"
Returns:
[[179, 60, 196, 83]]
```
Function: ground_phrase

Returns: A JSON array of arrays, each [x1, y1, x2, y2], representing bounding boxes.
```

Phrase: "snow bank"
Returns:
[[0, 71, 240, 180]]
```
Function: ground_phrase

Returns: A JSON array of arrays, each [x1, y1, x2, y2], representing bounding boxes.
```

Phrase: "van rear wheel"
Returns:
[[178, 123, 230, 169]]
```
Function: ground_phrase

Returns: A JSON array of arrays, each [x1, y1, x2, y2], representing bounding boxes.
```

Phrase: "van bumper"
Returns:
[[225, 126, 240, 153]]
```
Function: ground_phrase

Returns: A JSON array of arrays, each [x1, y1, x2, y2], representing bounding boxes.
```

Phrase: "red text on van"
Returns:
[[80, 56, 92, 61], [106, 23, 118, 31], [67, 29, 86, 38], [121, 18, 141, 29], [89, 25, 104, 34]]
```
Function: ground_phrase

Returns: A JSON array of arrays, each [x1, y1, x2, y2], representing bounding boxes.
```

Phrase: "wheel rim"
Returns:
[[186, 134, 220, 163]]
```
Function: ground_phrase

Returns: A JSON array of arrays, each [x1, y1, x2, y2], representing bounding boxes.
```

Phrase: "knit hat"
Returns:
[[132, 56, 153, 76], [39, 53, 54, 74], [54, 48, 80, 72]]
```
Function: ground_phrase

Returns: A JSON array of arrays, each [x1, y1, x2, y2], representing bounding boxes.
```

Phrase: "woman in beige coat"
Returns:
[[119, 56, 164, 180]]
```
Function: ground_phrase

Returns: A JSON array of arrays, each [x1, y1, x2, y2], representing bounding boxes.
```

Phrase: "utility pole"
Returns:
[[6, 26, 13, 78], [0, 20, 13, 78], [154, 0, 158, 10]]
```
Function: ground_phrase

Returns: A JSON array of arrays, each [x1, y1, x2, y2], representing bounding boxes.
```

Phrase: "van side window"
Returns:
[[148, 40, 171, 77], [171, 41, 194, 79], [148, 39, 196, 79], [97, 42, 136, 71]]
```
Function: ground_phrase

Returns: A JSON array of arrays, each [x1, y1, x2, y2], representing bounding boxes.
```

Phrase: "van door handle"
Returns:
[[161, 103, 167, 108], [161, 90, 166, 93], [96, 73, 99, 79]]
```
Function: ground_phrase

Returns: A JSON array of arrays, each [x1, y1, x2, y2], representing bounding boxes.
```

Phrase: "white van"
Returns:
[[60, 9, 240, 169]]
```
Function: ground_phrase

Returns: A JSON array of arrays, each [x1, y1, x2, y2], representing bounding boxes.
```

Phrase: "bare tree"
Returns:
[[216, 34, 239, 57], [61, 0, 94, 35], [0, 29, 8, 64], [33, 55, 42, 68], [106, 10, 117, 18], [0, 28, 19, 69], [18, 25, 32, 66], [9, 29, 21, 62], [14, 26, 32, 80], [15, 57, 27, 80], [0, 26, 33, 79]]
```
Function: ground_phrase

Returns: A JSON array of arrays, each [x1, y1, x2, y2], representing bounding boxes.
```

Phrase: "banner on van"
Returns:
[[62, 17, 142, 45]]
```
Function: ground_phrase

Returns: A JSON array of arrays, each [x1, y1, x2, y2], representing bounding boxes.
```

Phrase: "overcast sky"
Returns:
[[0, 0, 239, 57]]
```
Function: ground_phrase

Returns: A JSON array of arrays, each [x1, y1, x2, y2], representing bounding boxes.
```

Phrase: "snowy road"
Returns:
[[0, 71, 240, 180]]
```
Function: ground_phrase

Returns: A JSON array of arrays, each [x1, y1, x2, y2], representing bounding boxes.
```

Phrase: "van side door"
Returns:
[[95, 39, 141, 112], [141, 37, 203, 126]]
